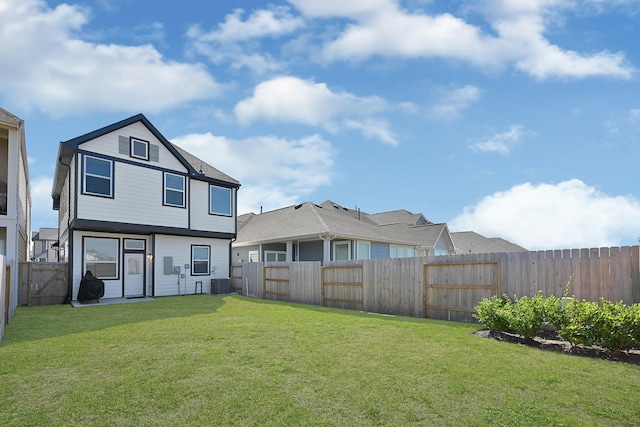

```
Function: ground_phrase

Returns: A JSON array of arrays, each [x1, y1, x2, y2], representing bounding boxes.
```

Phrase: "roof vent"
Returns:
[[294, 204, 302, 210]]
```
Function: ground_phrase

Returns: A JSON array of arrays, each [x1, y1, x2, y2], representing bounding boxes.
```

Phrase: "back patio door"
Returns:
[[124, 253, 145, 297]]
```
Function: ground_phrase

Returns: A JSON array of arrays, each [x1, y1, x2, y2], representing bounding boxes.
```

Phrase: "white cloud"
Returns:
[[471, 125, 524, 154], [343, 119, 398, 146], [235, 76, 395, 144], [428, 85, 482, 120], [171, 132, 334, 214], [186, 6, 303, 74], [450, 179, 640, 250], [30, 175, 58, 229], [0, 0, 219, 117], [289, 0, 634, 79]]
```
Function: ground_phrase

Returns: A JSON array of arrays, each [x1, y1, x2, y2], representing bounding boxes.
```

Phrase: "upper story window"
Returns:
[[164, 173, 185, 208], [130, 138, 149, 161], [83, 155, 113, 197], [209, 185, 232, 216]]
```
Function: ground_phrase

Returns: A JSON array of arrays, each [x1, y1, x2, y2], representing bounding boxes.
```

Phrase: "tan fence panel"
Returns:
[[264, 264, 290, 301], [19, 262, 68, 307], [230, 264, 244, 294], [290, 262, 321, 305], [322, 261, 364, 310], [424, 261, 500, 322]]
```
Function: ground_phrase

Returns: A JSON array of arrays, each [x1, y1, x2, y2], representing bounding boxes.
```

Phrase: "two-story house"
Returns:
[[51, 114, 240, 301], [0, 107, 31, 330], [31, 227, 59, 262]]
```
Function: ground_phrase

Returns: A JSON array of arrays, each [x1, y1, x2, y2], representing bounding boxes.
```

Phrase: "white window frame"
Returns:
[[248, 250, 259, 262], [357, 241, 370, 260], [332, 241, 351, 261], [390, 245, 415, 259], [84, 237, 119, 280], [164, 172, 186, 208], [191, 245, 210, 276], [124, 239, 145, 251], [209, 185, 232, 216], [130, 138, 149, 161], [264, 251, 286, 262], [83, 155, 113, 197]]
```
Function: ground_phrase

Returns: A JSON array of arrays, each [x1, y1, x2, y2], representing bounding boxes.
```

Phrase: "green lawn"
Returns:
[[1, 295, 639, 426]]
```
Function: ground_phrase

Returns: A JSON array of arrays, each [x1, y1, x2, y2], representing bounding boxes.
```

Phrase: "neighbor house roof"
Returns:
[[236, 200, 450, 250], [32, 227, 58, 241], [0, 107, 21, 125], [451, 231, 527, 254], [368, 210, 431, 226]]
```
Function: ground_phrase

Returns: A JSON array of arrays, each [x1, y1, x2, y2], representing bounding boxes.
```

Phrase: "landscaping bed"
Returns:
[[476, 328, 640, 365]]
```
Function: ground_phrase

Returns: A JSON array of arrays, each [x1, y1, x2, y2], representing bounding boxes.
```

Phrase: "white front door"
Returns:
[[124, 253, 145, 296]]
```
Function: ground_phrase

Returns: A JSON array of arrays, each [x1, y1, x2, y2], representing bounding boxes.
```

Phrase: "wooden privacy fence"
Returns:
[[231, 246, 640, 322], [18, 262, 68, 307], [424, 262, 500, 322]]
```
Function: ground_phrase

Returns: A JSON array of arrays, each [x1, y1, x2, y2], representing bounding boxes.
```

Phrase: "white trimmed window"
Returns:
[[265, 251, 286, 262], [84, 237, 119, 279], [333, 241, 351, 261], [357, 242, 370, 260], [164, 172, 185, 207], [210, 185, 232, 216], [248, 251, 259, 262], [191, 245, 210, 275], [390, 245, 415, 258], [83, 155, 113, 197], [131, 138, 149, 161]]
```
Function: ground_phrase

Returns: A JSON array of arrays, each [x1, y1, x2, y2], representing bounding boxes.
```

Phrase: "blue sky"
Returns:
[[2, 0, 640, 250]]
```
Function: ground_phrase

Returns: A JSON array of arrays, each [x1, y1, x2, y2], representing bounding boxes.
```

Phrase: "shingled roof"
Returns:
[[451, 231, 527, 254], [0, 107, 21, 125], [236, 200, 449, 249]]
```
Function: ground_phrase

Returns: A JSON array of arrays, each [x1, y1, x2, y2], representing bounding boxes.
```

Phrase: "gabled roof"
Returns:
[[52, 114, 239, 198], [451, 231, 527, 254], [368, 209, 432, 226], [235, 200, 451, 250], [0, 107, 21, 126]]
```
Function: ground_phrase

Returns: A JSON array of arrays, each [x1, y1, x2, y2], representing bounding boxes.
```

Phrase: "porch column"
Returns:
[[286, 241, 293, 262]]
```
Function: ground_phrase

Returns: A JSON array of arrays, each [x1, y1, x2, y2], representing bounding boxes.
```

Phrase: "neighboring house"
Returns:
[[233, 200, 455, 263], [51, 114, 240, 301], [0, 107, 32, 325], [31, 227, 59, 262], [451, 231, 527, 254]]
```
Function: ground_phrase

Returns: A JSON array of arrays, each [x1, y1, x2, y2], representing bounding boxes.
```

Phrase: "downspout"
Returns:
[[58, 156, 73, 304]]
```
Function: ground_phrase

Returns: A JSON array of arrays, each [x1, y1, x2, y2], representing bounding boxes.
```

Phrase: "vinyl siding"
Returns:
[[298, 240, 323, 261], [153, 235, 230, 296], [76, 160, 188, 227], [189, 180, 236, 233], [232, 245, 259, 263], [79, 122, 186, 172], [371, 242, 389, 259]]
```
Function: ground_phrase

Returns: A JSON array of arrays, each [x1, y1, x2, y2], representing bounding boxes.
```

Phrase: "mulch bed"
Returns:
[[475, 329, 640, 365]]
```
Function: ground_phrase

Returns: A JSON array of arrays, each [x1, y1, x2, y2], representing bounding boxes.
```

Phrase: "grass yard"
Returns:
[[1, 295, 639, 426]]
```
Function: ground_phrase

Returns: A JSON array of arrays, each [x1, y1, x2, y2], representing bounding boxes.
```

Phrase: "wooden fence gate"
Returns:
[[19, 262, 68, 307], [424, 262, 500, 322], [321, 264, 364, 310]]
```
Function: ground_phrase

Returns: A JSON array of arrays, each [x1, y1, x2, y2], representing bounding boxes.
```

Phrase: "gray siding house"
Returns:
[[233, 200, 455, 263]]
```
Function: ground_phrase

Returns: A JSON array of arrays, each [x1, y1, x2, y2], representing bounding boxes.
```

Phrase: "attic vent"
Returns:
[[315, 204, 323, 208], [294, 204, 302, 210]]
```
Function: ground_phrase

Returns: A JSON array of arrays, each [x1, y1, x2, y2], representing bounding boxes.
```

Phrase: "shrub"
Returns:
[[592, 300, 637, 352], [542, 295, 569, 330], [556, 299, 599, 347], [474, 295, 512, 332], [508, 292, 545, 339]]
